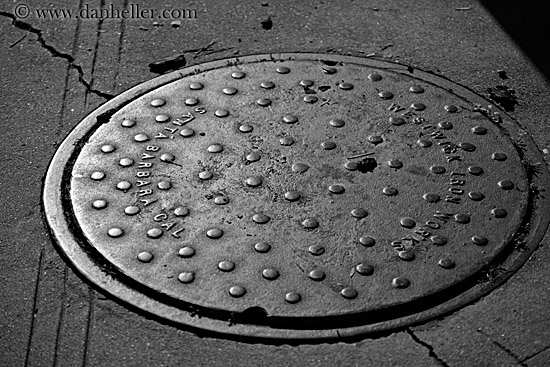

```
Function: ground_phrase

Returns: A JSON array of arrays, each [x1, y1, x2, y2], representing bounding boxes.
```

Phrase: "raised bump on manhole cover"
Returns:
[[44, 53, 550, 340]]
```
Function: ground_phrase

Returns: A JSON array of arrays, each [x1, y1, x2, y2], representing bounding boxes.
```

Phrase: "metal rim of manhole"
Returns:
[[43, 53, 550, 340]]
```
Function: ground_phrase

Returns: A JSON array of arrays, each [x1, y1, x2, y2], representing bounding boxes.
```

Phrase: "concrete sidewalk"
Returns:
[[1, 0, 550, 366]]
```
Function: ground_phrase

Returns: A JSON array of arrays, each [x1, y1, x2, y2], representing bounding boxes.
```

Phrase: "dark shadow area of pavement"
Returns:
[[481, 0, 550, 82]]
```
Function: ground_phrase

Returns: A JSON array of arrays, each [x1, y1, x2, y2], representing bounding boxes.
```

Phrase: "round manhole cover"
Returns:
[[44, 53, 550, 340]]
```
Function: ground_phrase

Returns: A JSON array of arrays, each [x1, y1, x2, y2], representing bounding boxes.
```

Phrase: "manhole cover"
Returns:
[[44, 53, 550, 340]]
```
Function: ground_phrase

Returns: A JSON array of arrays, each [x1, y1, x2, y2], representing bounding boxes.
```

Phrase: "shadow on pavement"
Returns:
[[481, 0, 550, 82]]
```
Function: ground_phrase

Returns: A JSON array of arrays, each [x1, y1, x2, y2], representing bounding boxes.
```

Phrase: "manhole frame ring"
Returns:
[[43, 52, 550, 341]]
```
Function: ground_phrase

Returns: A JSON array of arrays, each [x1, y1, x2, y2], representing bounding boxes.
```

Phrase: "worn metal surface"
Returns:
[[43, 53, 549, 340]]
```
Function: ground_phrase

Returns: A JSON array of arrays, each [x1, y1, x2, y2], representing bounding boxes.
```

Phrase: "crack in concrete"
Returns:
[[0, 11, 114, 100], [406, 329, 450, 367]]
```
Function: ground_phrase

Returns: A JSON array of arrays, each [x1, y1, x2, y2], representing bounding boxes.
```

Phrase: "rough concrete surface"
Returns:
[[1, 0, 549, 366]]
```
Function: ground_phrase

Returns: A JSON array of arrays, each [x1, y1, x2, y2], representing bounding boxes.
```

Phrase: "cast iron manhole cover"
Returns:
[[44, 53, 550, 340]]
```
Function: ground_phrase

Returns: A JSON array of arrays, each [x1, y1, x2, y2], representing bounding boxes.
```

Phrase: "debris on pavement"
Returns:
[[149, 53, 187, 74], [149, 40, 234, 74], [498, 69, 508, 79], [9, 34, 26, 48], [487, 85, 518, 111], [192, 40, 233, 58], [261, 16, 273, 30]]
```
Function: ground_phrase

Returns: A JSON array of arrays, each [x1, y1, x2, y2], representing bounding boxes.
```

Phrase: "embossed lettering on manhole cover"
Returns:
[[44, 53, 550, 340]]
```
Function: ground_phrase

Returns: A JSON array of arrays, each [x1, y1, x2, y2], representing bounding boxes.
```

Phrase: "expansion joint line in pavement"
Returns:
[[473, 325, 528, 366], [0, 11, 115, 100], [523, 344, 550, 364], [406, 329, 450, 367]]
